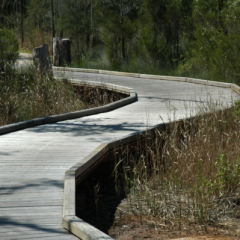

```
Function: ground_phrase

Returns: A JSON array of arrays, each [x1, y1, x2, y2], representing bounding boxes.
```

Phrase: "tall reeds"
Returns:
[[114, 105, 240, 231]]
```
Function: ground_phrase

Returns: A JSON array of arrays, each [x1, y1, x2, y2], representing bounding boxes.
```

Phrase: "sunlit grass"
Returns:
[[0, 67, 126, 126], [113, 103, 240, 232]]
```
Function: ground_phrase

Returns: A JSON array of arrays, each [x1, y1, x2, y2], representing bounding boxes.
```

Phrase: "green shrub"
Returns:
[[0, 28, 19, 72]]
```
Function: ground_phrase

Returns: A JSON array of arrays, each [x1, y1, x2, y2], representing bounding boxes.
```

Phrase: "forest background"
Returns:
[[1, 0, 240, 84]]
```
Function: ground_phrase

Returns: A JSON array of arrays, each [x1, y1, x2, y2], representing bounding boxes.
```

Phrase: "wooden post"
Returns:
[[60, 38, 71, 66], [33, 44, 52, 72], [53, 38, 71, 66]]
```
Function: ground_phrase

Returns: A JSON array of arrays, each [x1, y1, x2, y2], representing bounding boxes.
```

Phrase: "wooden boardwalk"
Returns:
[[0, 66, 238, 239]]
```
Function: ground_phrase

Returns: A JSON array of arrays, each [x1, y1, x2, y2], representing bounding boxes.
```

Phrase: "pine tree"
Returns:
[[100, 0, 142, 68], [59, 0, 99, 62], [140, 0, 194, 69]]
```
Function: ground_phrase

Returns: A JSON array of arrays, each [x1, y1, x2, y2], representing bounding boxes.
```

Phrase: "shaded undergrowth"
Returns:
[[76, 161, 120, 234]]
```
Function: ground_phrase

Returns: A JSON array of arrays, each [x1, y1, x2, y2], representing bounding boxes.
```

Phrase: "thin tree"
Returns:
[[20, 0, 24, 48], [51, 0, 55, 54]]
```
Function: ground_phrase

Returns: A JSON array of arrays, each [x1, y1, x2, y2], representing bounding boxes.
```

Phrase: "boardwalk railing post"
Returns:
[[53, 37, 71, 67], [33, 44, 52, 72]]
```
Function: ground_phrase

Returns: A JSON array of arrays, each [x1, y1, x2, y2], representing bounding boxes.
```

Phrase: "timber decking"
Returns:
[[0, 68, 238, 239]]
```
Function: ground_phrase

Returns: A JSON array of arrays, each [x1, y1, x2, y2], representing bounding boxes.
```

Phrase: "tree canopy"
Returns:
[[2, 0, 240, 83]]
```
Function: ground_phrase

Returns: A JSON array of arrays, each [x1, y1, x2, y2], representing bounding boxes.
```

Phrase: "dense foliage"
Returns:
[[2, 0, 240, 83], [0, 27, 19, 72]]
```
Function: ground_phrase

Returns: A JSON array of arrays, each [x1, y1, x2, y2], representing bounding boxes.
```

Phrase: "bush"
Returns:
[[0, 28, 19, 72]]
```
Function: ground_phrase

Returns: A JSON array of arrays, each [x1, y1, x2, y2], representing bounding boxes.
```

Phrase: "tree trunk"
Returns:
[[90, 0, 94, 50], [86, 34, 90, 52], [121, 35, 126, 60], [51, 0, 55, 55], [20, 0, 24, 48], [119, 0, 125, 59]]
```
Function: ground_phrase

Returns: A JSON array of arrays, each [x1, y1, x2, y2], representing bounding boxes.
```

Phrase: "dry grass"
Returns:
[[113, 104, 240, 234], [0, 67, 127, 126], [0, 68, 81, 126]]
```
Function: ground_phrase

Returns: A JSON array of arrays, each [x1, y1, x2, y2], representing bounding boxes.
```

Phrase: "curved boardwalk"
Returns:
[[0, 68, 238, 239]]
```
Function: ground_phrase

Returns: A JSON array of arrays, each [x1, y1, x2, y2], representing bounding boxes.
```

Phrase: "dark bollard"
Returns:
[[33, 44, 52, 72], [53, 37, 71, 67]]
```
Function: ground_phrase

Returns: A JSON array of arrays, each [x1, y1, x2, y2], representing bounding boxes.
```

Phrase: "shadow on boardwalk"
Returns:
[[27, 118, 145, 137], [0, 217, 69, 235], [0, 179, 67, 236], [0, 179, 63, 195]]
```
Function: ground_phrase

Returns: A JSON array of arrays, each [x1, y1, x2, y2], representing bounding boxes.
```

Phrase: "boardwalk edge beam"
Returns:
[[0, 80, 137, 135]]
